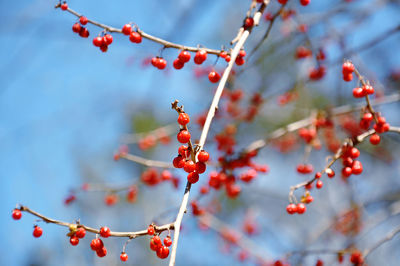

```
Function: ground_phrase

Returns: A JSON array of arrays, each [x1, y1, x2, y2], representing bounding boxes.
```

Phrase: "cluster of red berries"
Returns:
[[296, 163, 313, 174], [141, 168, 179, 187], [138, 131, 171, 150], [352, 84, 375, 98], [286, 202, 307, 215], [147, 225, 171, 259], [219, 50, 231, 63], [71, 16, 90, 38], [90, 237, 107, 257], [173, 50, 191, 70], [342, 61, 354, 82], [69, 227, 86, 246], [235, 49, 246, 66], [172, 112, 210, 184], [309, 65, 326, 80], [122, 24, 142, 43], [295, 46, 312, 59], [340, 145, 363, 178], [92, 33, 113, 52]]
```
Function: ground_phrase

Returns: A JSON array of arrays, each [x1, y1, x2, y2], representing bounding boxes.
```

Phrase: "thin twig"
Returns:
[[363, 226, 400, 259], [55, 3, 223, 55], [19, 205, 174, 238], [121, 153, 174, 168]]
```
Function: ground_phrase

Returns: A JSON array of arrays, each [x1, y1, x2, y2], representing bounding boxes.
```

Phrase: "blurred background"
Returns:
[[1, 0, 400, 265]]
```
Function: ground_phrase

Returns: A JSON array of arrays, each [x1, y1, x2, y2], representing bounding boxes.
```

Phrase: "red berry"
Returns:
[[197, 150, 209, 162], [363, 85, 374, 95], [60, 2, 68, 11], [350, 251, 364, 264], [150, 238, 158, 251], [363, 112, 373, 122], [152, 235, 162, 246], [187, 172, 200, 184], [349, 147, 360, 158], [79, 27, 89, 38], [147, 225, 155, 235], [342, 167, 352, 177], [196, 162, 206, 174], [244, 17, 254, 28], [208, 71, 221, 83], [72, 23, 81, 33], [278, 0, 288, 4], [164, 236, 172, 247], [305, 195, 314, 203], [342, 61, 354, 74], [157, 246, 170, 259], [315, 172, 322, 179], [315, 259, 324, 266], [351, 160, 363, 175], [93, 36, 104, 47], [220, 51, 228, 58], [90, 238, 104, 251], [99, 44, 108, 53], [157, 58, 167, 70], [177, 130, 191, 143], [103, 34, 113, 45], [178, 50, 191, 63], [239, 50, 246, 58], [75, 227, 86, 238], [370, 134, 380, 145], [353, 87, 365, 98], [122, 24, 132, 35], [173, 155, 185, 168], [235, 56, 245, 66], [173, 59, 184, 70], [12, 209, 22, 220], [96, 247, 107, 257], [225, 55, 231, 62], [297, 203, 306, 214], [316, 180, 323, 189], [120, 252, 128, 262], [286, 203, 297, 214], [79, 16, 88, 25], [100, 226, 111, 238], [70, 235, 79, 246], [326, 168, 335, 178], [177, 113, 190, 126], [343, 73, 353, 82], [33, 225, 43, 238], [178, 145, 190, 157], [129, 32, 142, 43], [194, 50, 207, 64], [300, 0, 310, 6]]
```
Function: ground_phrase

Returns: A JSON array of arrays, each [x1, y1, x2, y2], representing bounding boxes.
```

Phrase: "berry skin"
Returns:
[[352, 160, 363, 175], [278, 0, 288, 4], [197, 150, 209, 162], [100, 44, 108, 53], [122, 24, 132, 35], [300, 0, 310, 6], [96, 247, 107, 257], [93, 36, 104, 47], [173, 155, 185, 168], [342, 61, 354, 74], [90, 238, 104, 251], [177, 130, 191, 143], [350, 251, 364, 264], [120, 252, 128, 262], [103, 34, 113, 45], [178, 145, 189, 157], [178, 50, 191, 63], [33, 225, 43, 238], [157, 246, 170, 259], [75, 227, 86, 238], [316, 180, 323, 189], [244, 17, 254, 28], [342, 167, 352, 177], [164, 236, 172, 247], [173, 59, 184, 70], [157, 58, 167, 70], [72, 23, 81, 33], [235, 56, 245, 66], [326, 168, 335, 178], [177, 113, 190, 126], [349, 147, 360, 158], [79, 16, 88, 25], [370, 134, 381, 145], [152, 235, 162, 246], [315, 172, 322, 179], [286, 203, 297, 214], [239, 50, 246, 58], [353, 87, 365, 98], [147, 225, 155, 235], [100, 226, 111, 238], [364, 85, 374, 95], [297, 203, 306, 214], [60, 2, 68, 11], [79, 27, 90, 38], [195, 162, 206, 174], [187, 172, 200, 184], [208, 71, 221, 83], [129, 32, 142, 43], [12, 209, 22, 220], [194, 50, 207, 64], [70, 235, 79, 246]]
